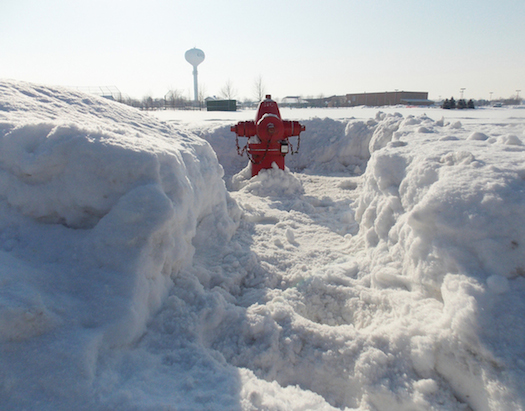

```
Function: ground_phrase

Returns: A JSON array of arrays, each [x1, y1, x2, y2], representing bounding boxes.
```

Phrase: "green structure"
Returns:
[[206, 99, 237, 112]]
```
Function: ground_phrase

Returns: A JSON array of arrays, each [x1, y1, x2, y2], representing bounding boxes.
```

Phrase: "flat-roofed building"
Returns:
[[345, 91, 432, 107]]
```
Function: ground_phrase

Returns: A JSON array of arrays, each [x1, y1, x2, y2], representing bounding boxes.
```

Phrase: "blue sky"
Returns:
[[1, 0, 523, 101]]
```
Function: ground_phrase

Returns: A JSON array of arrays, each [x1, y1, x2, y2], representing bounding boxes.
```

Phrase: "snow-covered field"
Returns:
[[1, 80, 525, 410]]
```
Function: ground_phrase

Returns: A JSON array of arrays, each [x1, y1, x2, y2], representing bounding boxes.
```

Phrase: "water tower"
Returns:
[[185, 48, 205, 105]]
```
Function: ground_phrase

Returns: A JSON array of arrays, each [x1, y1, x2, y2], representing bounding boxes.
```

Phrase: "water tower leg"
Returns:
[[193, 68, 198, 105]]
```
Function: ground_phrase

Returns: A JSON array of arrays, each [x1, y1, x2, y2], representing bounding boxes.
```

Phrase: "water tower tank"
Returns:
[[185, 48, 205, 67], [185, 48, 205, 104]]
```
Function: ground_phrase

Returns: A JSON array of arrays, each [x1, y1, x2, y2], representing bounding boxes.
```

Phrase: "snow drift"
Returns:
[[0, 80, 237, 407], [351, 113, 525, 410]]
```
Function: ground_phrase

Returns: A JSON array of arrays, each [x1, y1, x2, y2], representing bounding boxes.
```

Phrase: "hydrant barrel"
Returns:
[[257, 114, 284, 142]]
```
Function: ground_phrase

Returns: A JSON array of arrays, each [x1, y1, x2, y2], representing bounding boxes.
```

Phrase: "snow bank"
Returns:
[[232, 163, 304, 197], [353, 113, 525, 409], [200, 112, 404, 178], [0, 80, 237, 407]]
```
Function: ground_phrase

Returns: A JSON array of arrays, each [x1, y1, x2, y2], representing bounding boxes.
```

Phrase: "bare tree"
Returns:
[[253, 75, 266, 102], [198, 83, 207, 106], [220, 79, 237, 100], [142, 95, 154, 110], [165, 88, 186, 108]]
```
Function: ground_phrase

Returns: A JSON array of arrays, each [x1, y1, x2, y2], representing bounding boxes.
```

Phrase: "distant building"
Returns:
[[281, 96, 307, 107], [345, 91, 432, 107], [305, 91, 433, 107]]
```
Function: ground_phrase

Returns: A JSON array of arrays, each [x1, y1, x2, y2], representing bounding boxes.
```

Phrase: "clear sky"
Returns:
[[1, 0, 524, 102]]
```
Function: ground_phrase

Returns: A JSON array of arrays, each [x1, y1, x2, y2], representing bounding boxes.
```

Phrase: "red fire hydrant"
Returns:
[[231, 95, 305, 177]]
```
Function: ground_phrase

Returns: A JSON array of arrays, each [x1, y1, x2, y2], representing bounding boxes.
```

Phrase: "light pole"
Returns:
[[460, 88, 466, 100], [517, 90, 521, 102], [489, 92, 493, 101]]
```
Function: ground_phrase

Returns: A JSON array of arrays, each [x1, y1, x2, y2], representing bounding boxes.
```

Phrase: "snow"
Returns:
[[1, 80, 525, 410]]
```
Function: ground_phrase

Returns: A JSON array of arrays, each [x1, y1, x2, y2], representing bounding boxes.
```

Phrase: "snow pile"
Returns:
[[0, 80, 237, 407], [353, 114, 525, 409], [198, 124, 249, 181], [232, 163, 304, 197], [200, 112, 405, 178]]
